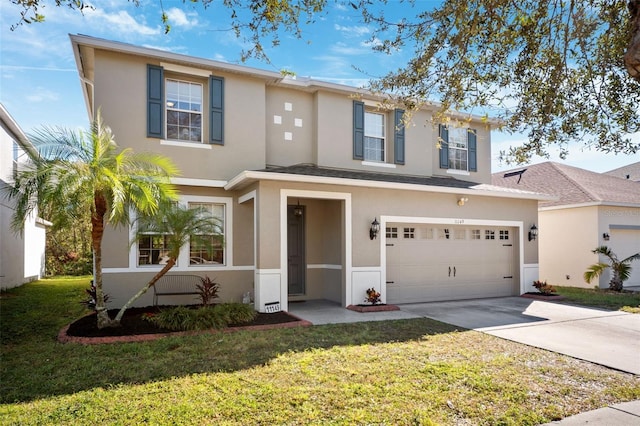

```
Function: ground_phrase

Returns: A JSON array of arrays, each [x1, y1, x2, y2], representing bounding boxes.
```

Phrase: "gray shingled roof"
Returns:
[[257, 164, 545, 197], [604, 162, 640, 182], [492, 162, 640, 207]]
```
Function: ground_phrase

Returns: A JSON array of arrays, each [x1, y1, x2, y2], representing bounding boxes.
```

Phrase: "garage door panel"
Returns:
[[386, 224, 517, 304], [610, 229, 640, 287]]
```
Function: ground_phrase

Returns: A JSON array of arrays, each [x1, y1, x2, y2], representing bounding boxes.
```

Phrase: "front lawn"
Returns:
[[555, 285, 640, 312], [1, 277, 639, 425]]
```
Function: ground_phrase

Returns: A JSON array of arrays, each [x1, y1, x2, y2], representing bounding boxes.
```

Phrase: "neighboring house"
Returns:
[[0, 104, 49, 289], [604, 162, 640, 182], [493, 162, 640, 289], [70, 35, 550, 311]]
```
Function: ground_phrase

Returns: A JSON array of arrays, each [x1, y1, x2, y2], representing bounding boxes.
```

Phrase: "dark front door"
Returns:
[[287, 205, 306, 295]]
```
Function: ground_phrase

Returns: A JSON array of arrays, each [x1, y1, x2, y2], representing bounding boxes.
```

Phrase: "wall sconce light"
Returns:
[[528, 224, 538, 241], [603, 233, 610, 241], [293, 200, 303, 217], [457, 197, 469, 206], [370, 218, 380, 240]]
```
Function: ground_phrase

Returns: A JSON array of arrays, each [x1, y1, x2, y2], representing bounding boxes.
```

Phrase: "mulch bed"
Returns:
[[347, 304, 400, 313], [60, 306, 311, 344], [521, 292, 566, 301]]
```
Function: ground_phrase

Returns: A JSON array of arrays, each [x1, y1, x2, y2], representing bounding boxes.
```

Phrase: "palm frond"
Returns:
[[583, 262, 609, 284]]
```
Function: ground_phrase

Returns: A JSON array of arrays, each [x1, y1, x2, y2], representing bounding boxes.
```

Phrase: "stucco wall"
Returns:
[[93, 50, 267, 181], [539, 206, 599, 288]]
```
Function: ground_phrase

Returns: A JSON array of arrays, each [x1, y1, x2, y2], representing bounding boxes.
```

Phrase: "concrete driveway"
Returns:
[[401, 297, 640, 375]]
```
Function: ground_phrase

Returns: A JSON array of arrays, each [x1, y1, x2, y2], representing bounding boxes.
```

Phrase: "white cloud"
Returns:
[[26, 88, 60, 103], [84, 8, 160, 36], [165, 7, 199, 28], [330, 42, 369, 56], [334, 24, 371, 37]]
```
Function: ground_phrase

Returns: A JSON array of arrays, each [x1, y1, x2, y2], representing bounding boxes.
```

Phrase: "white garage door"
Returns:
[[610, 228, 640, 288], [386, 224, 519, 304]]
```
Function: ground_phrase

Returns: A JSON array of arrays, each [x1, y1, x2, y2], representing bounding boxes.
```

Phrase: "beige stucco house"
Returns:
[[70, 34, 550, 312], [0, 104, 48, 288], [493, 162, 640, 289]]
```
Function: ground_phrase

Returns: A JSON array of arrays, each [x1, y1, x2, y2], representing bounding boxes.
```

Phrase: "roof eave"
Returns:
[[225, 170, 555, 201]]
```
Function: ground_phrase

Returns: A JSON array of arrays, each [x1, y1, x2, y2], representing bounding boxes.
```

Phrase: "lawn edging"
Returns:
[[58, 312, 312, 345]]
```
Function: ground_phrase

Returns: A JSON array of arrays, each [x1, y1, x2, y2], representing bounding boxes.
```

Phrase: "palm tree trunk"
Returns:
[[113, 258, 176, 323], [92, 193, 117, 329]]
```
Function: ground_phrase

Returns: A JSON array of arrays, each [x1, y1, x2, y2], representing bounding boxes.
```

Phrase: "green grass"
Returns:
[[1, 277, 639, 425], [555, 285, 640, 312]]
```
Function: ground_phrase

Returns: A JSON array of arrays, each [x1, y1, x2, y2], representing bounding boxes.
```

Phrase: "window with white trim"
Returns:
[[448, 127, 468, 171], [138, 234, 172, 266], [364, 112, 385, 162], [166, 79, 203, 142], [189, 202, 225, 265]]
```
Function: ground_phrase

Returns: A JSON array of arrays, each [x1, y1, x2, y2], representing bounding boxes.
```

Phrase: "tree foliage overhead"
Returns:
[[9, 0, 640, 163], [359, 0, 640, 163]]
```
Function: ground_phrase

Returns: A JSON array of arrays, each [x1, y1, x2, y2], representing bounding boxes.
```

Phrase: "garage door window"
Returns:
[[471, 229, 481, 240], [403, 227, 416, 239], [485, 230, 495, 240], [386, 227, 398, 238], [499, 230, 509, 240]]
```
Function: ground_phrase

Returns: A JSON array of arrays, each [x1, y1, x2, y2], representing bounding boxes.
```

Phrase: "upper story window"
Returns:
[[166, 79, 203, 143], [439, 125, 477, 173], [448, 127, 469, 171], [353, 101, 405, 166], [364, 112, 385, 162], [147, 64, 224, 146], [12, 140, 19, 180]]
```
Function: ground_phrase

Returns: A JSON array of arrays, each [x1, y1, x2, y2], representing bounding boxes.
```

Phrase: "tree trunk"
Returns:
[[609, 270, 624, 292], [92, 192, 117, 329], [113, 258, 176, 323], [626, 0, 640, 80]]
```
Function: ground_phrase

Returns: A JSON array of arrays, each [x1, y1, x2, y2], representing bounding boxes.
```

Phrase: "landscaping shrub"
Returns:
[[196, 276, 220, 306], [146, 303, 257, 331]]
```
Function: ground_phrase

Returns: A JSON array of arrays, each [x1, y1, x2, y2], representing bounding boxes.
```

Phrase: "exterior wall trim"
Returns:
[[539, 201, 640, 211], [307, 264, 342, 270], [226, 170, 554, 201], [171, 177, 227, 187], [379, 216, 526, 296]]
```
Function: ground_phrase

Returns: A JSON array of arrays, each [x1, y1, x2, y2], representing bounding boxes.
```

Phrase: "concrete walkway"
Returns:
[[289, 297, 640, 425]]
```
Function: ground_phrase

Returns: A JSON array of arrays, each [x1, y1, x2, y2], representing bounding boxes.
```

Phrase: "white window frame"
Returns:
[[165, 78, 203, 144], [188, 201, 226, 266], [448, 127, 469, 171], [364, 111, 385, 162], [131, 195, 233, 271]]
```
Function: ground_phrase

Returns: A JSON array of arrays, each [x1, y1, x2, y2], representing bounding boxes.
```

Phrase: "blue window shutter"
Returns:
[[468, 129, 477, 172], [439, 124, 449, 169], [394, 109, 405, 165], [147, 65, 164, 138], [209, 76, 224, 145], [353, 100, 364, 160]]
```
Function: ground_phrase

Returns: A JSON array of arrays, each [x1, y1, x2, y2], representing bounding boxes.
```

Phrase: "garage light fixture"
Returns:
[[528, 224, 538, 241], [370, 218, 380, 240], [457, 197, 468, 206], [603, 233, 610, 241]]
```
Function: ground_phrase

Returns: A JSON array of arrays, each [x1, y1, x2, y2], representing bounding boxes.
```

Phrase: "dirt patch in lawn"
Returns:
[[60, 306, 311, 344]]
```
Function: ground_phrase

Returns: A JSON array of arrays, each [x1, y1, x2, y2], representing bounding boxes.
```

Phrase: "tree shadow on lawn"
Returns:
[[2, 317, 463, 404]]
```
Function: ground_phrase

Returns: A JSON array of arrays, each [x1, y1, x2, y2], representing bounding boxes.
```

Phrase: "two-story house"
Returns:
[[70, 34, 550, 312], [0, 104, 49, 288]]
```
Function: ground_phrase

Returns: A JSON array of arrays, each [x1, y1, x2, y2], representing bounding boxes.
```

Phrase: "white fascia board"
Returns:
[[225, 170, 554, 201], [70, 34, 283, 82], [539, 201, 640, 212], [171, 177, 227, 188]]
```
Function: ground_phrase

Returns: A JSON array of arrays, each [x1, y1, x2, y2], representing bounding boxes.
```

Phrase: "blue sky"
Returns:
[[1, 0, 637, 173]]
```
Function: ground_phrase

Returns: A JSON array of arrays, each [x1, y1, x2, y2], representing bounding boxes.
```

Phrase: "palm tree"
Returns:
[[114, 202, 223, 322], [6, 111, 178, 328], [584, 246, 640, 291]]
